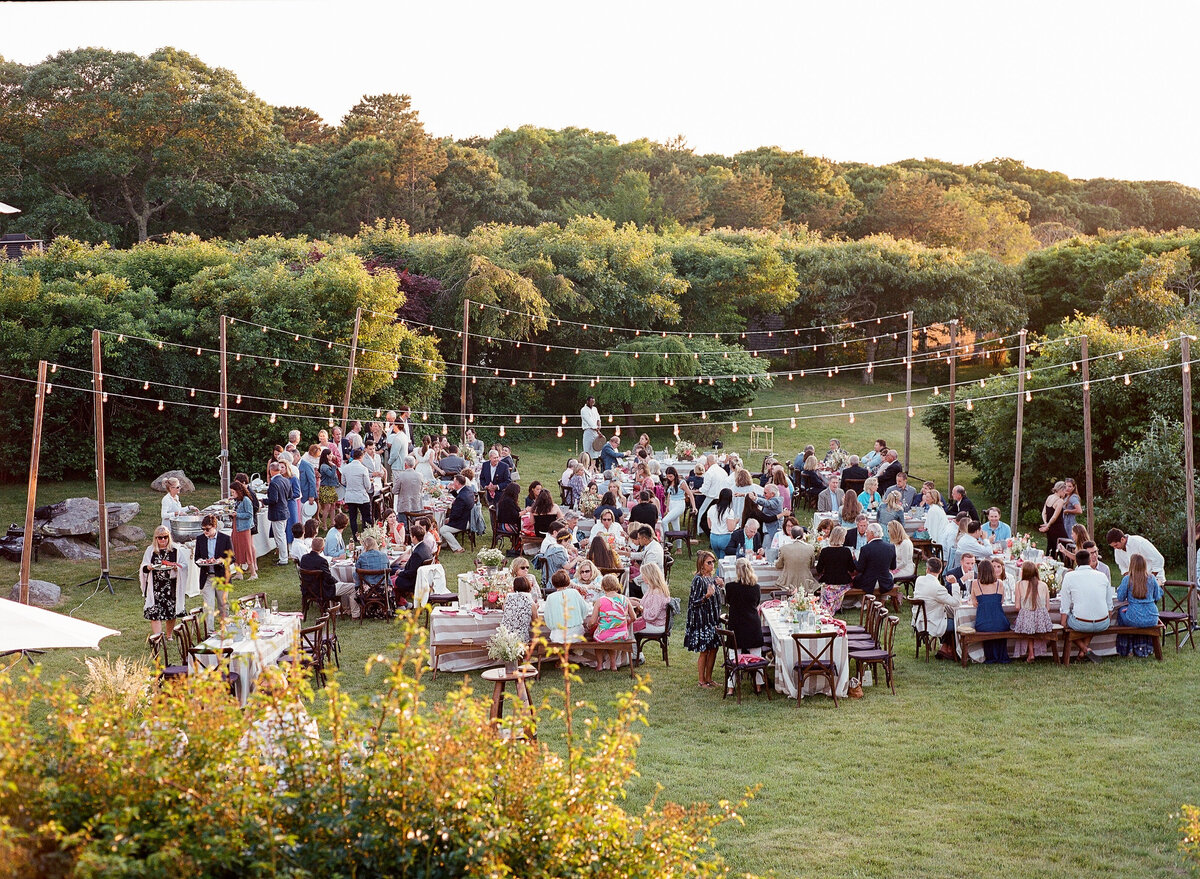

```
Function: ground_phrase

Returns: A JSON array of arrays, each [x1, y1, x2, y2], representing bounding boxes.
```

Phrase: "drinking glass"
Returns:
[[271, 601, 279, 614]]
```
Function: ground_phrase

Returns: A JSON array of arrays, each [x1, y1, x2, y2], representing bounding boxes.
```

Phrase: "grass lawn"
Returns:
[[4, 376, 1198, 878]]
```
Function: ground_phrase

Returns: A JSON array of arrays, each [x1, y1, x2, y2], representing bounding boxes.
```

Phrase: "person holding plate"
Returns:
[[139, 525, 190, 639]]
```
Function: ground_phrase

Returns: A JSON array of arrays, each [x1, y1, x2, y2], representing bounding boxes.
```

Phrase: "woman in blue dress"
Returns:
[[1116, 553, 1162, 657], [970, 557, 1010, 663]]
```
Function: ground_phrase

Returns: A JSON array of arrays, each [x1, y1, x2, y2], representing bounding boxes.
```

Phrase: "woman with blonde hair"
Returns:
[[858, 476, 882, 511], [139, 525, 190, 638], [586, 574, 636, 668], [815, 525, 856, 612], [684, 551, 724, 688], [724, 556, 766, 694], [573, 558, 602, 595], [888, 519, 914, 578]]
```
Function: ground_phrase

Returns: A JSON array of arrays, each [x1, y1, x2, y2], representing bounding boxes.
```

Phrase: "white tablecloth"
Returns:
[[720, 557, 780, 592], [952, 591, 1118, 662], [191, 613, 300, 705], [428, 607, 506, 672], [761, 606, 849, 699], [813, 510, 925, 536]]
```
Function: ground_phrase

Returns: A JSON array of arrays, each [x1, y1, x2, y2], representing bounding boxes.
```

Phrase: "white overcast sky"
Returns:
[[5, 0, 1200, 187]]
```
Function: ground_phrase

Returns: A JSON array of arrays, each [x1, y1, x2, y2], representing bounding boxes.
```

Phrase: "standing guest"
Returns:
[[1059, 548, 1113, 662], [325, 512, 349, 560], [775, 526, 817, 593], [139, 525, 190, 639], [1115, 553, 1163, 657], [386, 421, 408, 477], [969, 557, 1010, 663], [770, 466, 792, 511], [231, 481, 259, 580], [414, 435, 436, 482], [684, 551, 724, 689], [392, 456, 424, 520], [501, 575, 536, 642], [1013, 561, 1053, 662], [580, 396, 602, 456], [317, 448, 341, 532], [194, 514, 233, 625], [980, 507, 1012, 545], [362, 440, 386, 482], [695, 455, 729, 533], [634, 563, 672, 663], [724, 557, 767, 695], [439, 474, 475, 553], [463, 427, 485, 460], [479, 450, 512, 506], [341, 447, 374, 540], [159, 477, 197, 531], [912, 557, 958, 656], [266, 462, 292, 566], [815, 526, 856, 612], [745, 483, 784, 546], [855, 523, 897, 599], [660, 467, 693, 547], [1062, 478, 1083, 536], [1106, 529, 1166, 583], [817, 474, 845, 514], [729, 468, 761, 522], [888, 519, 915, 578], [1038, 481, 1069, 558], [298, 444, 320, 514], [544, 570, 590, 643], [278, 453, 302, 545], [705, 488, 737, 558]]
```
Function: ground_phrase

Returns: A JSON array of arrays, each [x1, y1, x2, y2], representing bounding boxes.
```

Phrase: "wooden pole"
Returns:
[[219, 316, 231, 499], [1182, 336, 1196, 611], [1011, 329, 1027, 531], [460, 300, 470, 439], [18, 360, 48, 605], [341, 307, 363, 434], [948, 320, 957, 490], [1081, 336, 1095, 537], [903, 310, 913, 473], [93, 330, 110, 576]]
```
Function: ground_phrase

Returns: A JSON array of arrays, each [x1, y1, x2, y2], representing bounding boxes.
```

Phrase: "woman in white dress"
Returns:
[[415, 435, 436, 482]]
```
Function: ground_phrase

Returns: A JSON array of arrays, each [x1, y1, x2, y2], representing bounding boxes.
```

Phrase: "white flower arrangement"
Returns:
[[674, 439, 697, 460], [828, 449, 851, 471], [476, 548, 505, 569], [360, 523, 387, 547], [487, 626, 527, 664], [1037, 559, 1060, 596]]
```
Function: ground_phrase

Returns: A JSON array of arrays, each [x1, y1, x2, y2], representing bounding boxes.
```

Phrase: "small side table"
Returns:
[[480, 665, 538, 741]]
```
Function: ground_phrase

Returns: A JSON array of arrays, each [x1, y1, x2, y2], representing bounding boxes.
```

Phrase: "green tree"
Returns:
[[702, 165, 784, 229], [433, 143, 542, 235], [735, 146, 860, 230], [1100, 247, 1190, 329]]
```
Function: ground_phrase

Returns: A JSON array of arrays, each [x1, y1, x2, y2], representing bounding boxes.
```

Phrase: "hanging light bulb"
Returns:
[[673, 424, 680, 436], [702, 411, 708, 420], [468, 413, 475, 423], [118, 334, 125, 342], [841, 398, 846, 408], [195, 347, 202, 356], [515, 415, 521, 424], [608, 414, 614, 423], [499, 425, 506, 437], [442, 423, 448, 435], [867, 362, 873, 374], [827, 370, 833, 378], [788, 373, 794, 381], [283, 400, 289, 409], [1164, 339, 1170, 351], [614, 426, 621, 436], [213, 407, 220, 418], [790, 417, 797, 429], [235, 394, 242, 404], [1124, 373, 1131, 385], [313, 363, 320, 371], [732, 421, 739, 432], [102, 392, 108, 403], [376, 409, 382, 418], [908, 406, 915, 418], [1071, 361, 1078, 372], [849, 413, 855, 424], [556, 426, 563, 437], [933, 386, 940, 396], [274, 358, 280, 367], [50, 363, 57, 373], [269, 413, 277, 424], [708, 377, 715, 385], [966, 399, 974, 410], [1026, 390, 1033, 401], [800, 370, 805, 378], [157, 341, 163, 349], [326, 340, 333, 349], [748, 408, 754, 417], [44, 384, 51, 395], [980, 379, 986, 388], [143, 381, 150, 390], [157, 399, 164, 411], [654, 413, 660, 423], [329, 405, 335, 415], [630, 378, 636, 387], [887, 392, 893, 402]]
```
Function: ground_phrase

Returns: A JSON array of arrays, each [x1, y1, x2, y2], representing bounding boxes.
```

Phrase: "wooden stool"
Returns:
[[480, 665, 539, 741]]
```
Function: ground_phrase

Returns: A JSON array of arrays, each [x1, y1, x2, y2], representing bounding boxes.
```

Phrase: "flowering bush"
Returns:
[[0, 621, 748, 877]]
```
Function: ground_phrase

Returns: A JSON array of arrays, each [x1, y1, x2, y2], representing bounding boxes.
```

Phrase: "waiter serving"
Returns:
[[580, 395, 602, 452]]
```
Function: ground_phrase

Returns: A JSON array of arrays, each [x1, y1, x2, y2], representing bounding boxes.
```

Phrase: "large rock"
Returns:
[[9, 579, 61, 608], [35, 498, 140, 537], [41, 536, 103, 561], [151, 470, 195, 493], [111, 524, 147, 545]]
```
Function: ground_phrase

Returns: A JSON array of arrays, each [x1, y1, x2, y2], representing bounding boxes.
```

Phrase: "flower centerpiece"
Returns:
[[476, 547, 505, 571], [426, 481, 445, 500], [487, 625, 527, 672], [674, 439, 697, 461], [360, 523, 387, 548], [1037, 558, 1060, 597], [787, 589, 822, 631], [461, 443, 478, 465], [579, 486, 601, 518]]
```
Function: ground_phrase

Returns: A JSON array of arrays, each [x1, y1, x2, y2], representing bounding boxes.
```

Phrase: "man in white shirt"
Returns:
[[1059, 548, 1115, 661], [956, 522, 995, 562], [630, 525, 664, 598], [696, 455, 729, 533], [1106, 529, 1165, 582], [580, 396, 602, 454], [912, 557, 959, 649]]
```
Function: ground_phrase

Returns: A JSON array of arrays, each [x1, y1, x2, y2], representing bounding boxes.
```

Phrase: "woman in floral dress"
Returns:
[[139, 525, 190, 639], [684, 550, 724, 688]]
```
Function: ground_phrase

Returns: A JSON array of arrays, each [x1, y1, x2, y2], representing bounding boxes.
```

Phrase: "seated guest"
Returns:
[[1013, 561, 1053, 662], [969, 556, 1010, 663], [841, 455, 870, 485], [585, 575, 635, 664], [434, 445, 467, 478], [1115, 553, 1163, 657], [727, 518, 764, 560], [531, 486, 561, 533], [823, 438, 843, 466], [589, 509, 625, 545], [592, 491, 626, 525], [1058, 548, 1114, 662], [599, 436, 625, 472], [775, 526, 817, 593], [979, 507, 1012, 545], [817, 475, 845, 514], [839, 491, 863, 533], [1058, 523, 1091, 567], [943, 552, 978, 598], [524, 481, 544, 510], [947, 485, 979, 521], [355, 534, 390, 573], [393, 524, 432, 605], [724, 557, 767, 694], [544, 570, 590, 643], [543, 529, 579, 585], [288, 523, 309, 563], [849, 514, 871, 553], [877, 491, 905, 530], [496, 483, 523, 553], [500, 574, 536, 642], [816, 526, 856, 612], [438, 474, 475, 553], [891, 472, 919, 509], [586, 534, 621, 570], [888, 519, 915, 578], [861, 439, 886, 472], [855, 523, 897, 598], [945, 513, 972, 570], [1080, 540, 1111, 581], [566, 462, 588, 508], [630, 526, 664, 598], [634, 563, 672, 662], [957, 521, 995, 562], [325, 512, 349, 560], [629, 490, 661, 528], [194, 514, 233, 624], [857, 476, 883, 510], [299, 536, 358, 614], [912, 556, 958, 654], [572, 559, 602, 596]]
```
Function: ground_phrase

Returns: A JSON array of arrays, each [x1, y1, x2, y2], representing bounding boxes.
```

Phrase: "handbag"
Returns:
[[631, 617, 647, 633]]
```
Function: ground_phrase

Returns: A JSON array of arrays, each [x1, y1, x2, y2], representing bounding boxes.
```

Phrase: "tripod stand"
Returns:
[[73, 567, 132, 594]]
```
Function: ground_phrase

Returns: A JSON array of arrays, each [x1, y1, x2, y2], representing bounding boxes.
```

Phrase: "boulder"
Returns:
[[151, 470, 195, 493], [111, 524, 147, 545], [41, 536, 102, 561], [36, 498, 140, 537], [9, 579, 61, 608]]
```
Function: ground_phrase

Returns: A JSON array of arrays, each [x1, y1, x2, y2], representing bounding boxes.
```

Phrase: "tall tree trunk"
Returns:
[[861, 336, 876, 385]]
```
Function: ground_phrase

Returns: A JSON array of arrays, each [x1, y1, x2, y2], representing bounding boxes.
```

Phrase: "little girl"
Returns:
[[1012, 561, 1053, 662]]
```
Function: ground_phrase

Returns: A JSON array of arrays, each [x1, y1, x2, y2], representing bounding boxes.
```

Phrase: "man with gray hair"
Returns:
[[855, 521, 897, 600], [392, 455, 424, 519]]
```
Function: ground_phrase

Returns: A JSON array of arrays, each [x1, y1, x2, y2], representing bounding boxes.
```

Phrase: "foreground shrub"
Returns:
[[0, 622, 746, 878]]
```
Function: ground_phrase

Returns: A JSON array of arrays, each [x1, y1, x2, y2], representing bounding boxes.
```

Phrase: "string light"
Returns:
[[118, 334, 125, 342], [908, 406, 915, 417], [212, 407, 220, 418], [102, 392, 108, 403], [848, 413, 855, 424], [269, 413, 276, 423], [701, 411, 708, 420], [966, 399, 974, 410], [499, 426, 506, 437], [1118, 351, 1124, 361], [790, 417, 796, 429], [731, 421, 738, 432], [515, 415, 521, 424], [44, 384, 51, 395], [143, 381, 150, 390], [283, 400, 289, 409], [748, 408, 754, 417], [887, 392, 893, 402], [840, 399, 846, 408], [1026, 390, 1032, 401], [235, 394, 242, 404], [556, 426, 563, 437], [654, 413, 660, 422]]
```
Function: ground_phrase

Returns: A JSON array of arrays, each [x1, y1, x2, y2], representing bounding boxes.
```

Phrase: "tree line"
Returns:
[[5, 47, 1200, 261]]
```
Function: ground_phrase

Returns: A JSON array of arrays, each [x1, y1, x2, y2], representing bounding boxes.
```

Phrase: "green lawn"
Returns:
[[4, 376, 1197, 878]]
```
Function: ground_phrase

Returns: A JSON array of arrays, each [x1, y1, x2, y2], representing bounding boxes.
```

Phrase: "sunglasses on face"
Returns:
[[156, 536, 169, 541]]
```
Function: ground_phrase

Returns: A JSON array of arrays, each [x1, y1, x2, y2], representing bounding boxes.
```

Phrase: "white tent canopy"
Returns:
[[0, 202, 20, 215], [0, 597, 120, 653]]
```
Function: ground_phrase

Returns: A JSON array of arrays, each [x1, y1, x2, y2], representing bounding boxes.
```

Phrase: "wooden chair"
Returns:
[[662, 550, 674, 583], [663, 504, 697, 559], [1159, 580, 1195, 652], [904, 596, 939, 660], [298, 568, 327, 620], [147, 633, 189, 682], [323, 600, 342, 669], [634, 604, 674, 666], [849, 614, 898, 694], [355, 568, 394, 623], [187, 644, 240, 699], [283, 614, 328, 687], [171, 623, 197, 664], [717, 627, 772, 704], [841, 477, 866, 496], [177, 611, 205, 652], [236, 592, 268, 609], [790, 631, 840, 706], [893, 573, 918, 598]]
